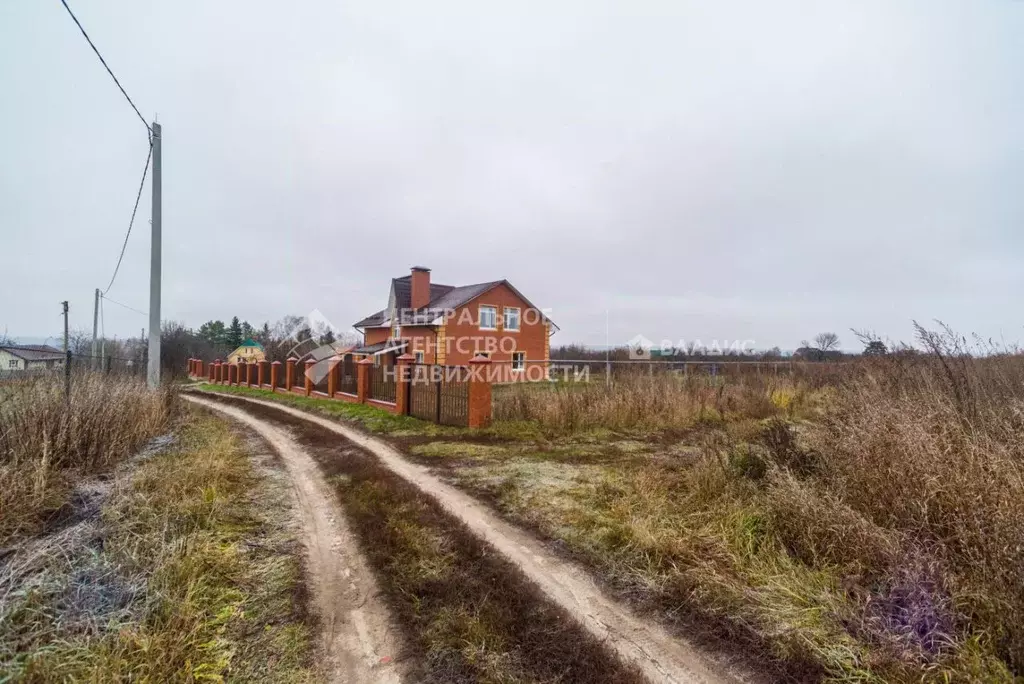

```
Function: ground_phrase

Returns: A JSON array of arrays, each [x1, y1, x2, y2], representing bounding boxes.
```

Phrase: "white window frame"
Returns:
[[8, 359, 18, 369], [511, 351, 525, 371], [414, 351, 424, 364], [478, 304, 497, 330], [503, 306, 521, 332]]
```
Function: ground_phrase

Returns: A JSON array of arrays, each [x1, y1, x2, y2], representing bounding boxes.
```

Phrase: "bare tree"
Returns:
[[814, 332, 840, 353]]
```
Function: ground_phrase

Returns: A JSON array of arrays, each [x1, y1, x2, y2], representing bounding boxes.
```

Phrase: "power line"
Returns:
[[102, 141, 153, 294], [102, 293, 147, 317], [58, 0, 151, 135]]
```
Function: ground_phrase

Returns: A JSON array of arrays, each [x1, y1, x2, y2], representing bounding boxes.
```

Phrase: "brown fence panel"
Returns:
[[369, 364, 396, 404], [312, 360, 330, 394], [339, 355, 357, 395], [409, 364, 439, 421], [439, 367, 469, 427], [275, 364, 288, 389]]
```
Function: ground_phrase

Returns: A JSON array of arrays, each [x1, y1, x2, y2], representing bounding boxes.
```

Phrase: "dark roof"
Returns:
[[392, 275, 457, 312], [1, 344, 65, 362], [352, 339, 408, 355], [354, 276, 512, 328]]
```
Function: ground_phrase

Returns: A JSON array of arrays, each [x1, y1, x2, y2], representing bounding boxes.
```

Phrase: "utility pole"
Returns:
[[92, 288, 99, 369], [62, 301, 71, 399], [147, 122, 162, 388]]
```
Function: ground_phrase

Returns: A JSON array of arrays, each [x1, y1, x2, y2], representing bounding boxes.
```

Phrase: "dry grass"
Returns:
[[0, 372, 176, 545], [423, 338, 1024, 681], [191, 338, 1024, 680], [493, 371, 824, 433], [0, 410, 317, 682], [215, 397, 645, 684]]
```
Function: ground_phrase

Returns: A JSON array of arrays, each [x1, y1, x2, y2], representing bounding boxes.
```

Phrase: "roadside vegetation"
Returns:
[[199, 329, 1024, 681], [0, 371, 175, 545], [1, 408, 317, 682], [209, 396, 644, 684]]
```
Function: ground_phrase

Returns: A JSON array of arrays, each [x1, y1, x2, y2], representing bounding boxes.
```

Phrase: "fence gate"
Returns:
[[409, 365, 439, 422], [407, 365, 469, 427], [439, 369, 469, 427]]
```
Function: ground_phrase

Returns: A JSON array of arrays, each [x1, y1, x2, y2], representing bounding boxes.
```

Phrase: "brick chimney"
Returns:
[[410, 266, 431, 310]]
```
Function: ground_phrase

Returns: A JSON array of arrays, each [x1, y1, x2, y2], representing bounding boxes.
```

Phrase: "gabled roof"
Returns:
[[0, 344, 65, 362], [353, 275, 555, 329], [237, 338, 264, 349]]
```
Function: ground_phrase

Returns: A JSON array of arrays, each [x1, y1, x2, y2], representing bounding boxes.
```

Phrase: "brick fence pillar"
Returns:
[[286, 358, 296, 391], [304, 359, 315, 396], [227, 363, 237, 385], [196, 360, 204, 378], [214, 360, 222, 382], [238, 361, 246, 386], [396, 353, 414, 415], [357, 358, 373, 403], [327, 356, 340, 396], [467, 355, 493, 428], [271, 361, 281, 392], [258, 360, 267, 387]]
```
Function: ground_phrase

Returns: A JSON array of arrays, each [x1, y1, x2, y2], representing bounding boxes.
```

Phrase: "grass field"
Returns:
[[1, 408, 317, 682], [202, 335, 1024, 682]]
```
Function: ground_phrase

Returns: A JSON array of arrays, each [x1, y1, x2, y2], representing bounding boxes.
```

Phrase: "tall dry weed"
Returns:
[[0, 372, 175, 544]]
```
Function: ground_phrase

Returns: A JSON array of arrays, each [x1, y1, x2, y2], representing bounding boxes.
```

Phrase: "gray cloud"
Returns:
[[2, 0, 1022, 350]]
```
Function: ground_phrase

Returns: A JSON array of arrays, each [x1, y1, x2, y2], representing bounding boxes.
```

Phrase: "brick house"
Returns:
[[351, 267, 556, 381]]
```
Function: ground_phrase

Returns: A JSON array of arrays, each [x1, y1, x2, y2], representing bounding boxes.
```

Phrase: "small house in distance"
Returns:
[[0, 344, 66, 372], [227, 339, 265, 364]]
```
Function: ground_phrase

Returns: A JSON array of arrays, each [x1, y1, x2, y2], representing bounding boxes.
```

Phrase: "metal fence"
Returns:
[[407, 364, 469, 427], [369, 364, 396, 403], [339, 356, 357, 395]]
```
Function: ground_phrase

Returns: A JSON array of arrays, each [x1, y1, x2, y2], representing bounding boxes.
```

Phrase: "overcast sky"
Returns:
[[2, 1, 1022, 351]]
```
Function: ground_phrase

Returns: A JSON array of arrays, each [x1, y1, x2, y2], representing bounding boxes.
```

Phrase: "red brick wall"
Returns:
[[442, 283, 549, 381], [363, 327, 389, 346], [400, 325, 438, 363]]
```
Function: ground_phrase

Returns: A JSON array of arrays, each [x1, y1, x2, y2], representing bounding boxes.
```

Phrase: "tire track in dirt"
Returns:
[[184, 395, 403, 684], [189, 390, 757, 684]]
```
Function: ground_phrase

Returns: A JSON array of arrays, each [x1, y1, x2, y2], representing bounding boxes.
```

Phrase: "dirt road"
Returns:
[[184, 395, 403, 684], [188, 391, 754, 684]]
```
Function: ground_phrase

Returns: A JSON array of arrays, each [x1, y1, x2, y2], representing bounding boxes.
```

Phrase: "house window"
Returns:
[[504, 307, 520, 331], [414, 351, 424, 364], [8, 360, 17, 368], [479, 305, 497, 330], [512, 352, 525, 371], [373, 354, 381, 367]]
